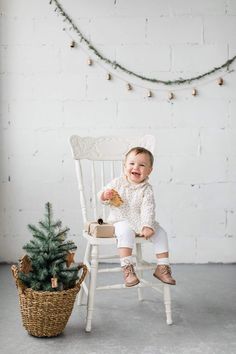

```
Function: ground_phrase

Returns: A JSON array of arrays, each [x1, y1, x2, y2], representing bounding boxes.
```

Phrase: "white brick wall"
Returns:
[[0, 0, 236, 263]]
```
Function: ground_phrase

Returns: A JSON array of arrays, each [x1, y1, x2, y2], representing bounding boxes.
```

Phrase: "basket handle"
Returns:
[[11, 265, 26, 294], [76, 263, 88, 288], [11, 264, 18, 281]]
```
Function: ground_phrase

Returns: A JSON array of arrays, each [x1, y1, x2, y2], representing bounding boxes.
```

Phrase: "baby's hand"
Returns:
[[141, 227, 155, 239], [102, 189, 115, 201]]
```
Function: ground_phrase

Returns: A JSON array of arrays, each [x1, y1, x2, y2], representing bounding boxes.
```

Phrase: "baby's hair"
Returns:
[[125, 147, 154, 167]]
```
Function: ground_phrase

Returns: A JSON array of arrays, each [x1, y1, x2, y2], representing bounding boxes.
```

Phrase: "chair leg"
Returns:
[[85, 244, 98, 332], [163, 284, 173, 325], [77, 242, 91, 306], [135, 243, 143, 301]]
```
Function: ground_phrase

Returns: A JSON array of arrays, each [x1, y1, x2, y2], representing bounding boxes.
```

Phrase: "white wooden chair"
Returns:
[[70, 135, 172, 332]]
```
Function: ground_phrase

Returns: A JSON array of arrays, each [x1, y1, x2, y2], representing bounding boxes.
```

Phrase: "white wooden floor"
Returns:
[[1, 264, 236, 354]]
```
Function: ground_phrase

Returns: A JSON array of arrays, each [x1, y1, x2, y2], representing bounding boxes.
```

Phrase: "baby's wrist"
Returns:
[[101, 192, 108, 201], [141, 226, 154, 236], [101, 190, 113, 201]]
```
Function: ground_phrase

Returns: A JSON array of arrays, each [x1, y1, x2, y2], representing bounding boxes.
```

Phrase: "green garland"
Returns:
[[50, 0, 236, 86]]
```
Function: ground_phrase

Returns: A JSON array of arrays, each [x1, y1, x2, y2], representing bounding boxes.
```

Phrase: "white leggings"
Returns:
[[114, 220, 169, 255]]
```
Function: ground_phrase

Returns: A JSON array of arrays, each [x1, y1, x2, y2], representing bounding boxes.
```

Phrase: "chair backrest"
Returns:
[[70, 135, 155, 224]]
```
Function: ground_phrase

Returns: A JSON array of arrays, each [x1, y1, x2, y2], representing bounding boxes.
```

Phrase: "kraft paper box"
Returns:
[[84, 221, 115, 238]]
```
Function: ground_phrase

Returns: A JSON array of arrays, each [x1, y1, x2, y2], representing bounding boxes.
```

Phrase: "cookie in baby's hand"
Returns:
[[110, 189, 123, 207]]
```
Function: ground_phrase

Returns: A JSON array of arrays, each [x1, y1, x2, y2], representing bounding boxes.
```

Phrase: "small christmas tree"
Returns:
[[18, 202, 79, 292]]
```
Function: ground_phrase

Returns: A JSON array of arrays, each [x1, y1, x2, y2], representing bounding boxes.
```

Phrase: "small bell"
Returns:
[[70, 40, 76, 48], [147, 90, 152, 98], [192, 88, 197, 96], [217, 77, 223, 86], [168, 92, 174, 100], [106, 73, 112, 80], [126, 83, 132, 91], [87, 58, 93, 66]]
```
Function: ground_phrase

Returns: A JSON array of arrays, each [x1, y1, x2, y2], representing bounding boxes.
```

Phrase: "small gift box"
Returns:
[[84, 219, 115, 238]]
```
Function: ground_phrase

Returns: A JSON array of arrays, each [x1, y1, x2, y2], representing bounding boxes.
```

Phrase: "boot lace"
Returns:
[[159, 265, 172, 275], [123, 264, 135, 277]]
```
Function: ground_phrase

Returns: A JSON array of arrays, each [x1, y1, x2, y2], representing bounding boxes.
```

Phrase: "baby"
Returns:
[[98, 146, 176, 287]]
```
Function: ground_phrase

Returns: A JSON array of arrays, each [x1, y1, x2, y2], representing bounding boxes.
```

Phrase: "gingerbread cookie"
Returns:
[[110, 189, 123, 207]]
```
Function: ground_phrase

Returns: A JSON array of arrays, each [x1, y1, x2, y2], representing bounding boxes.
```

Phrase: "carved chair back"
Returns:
[[70, 135, 155, 224]]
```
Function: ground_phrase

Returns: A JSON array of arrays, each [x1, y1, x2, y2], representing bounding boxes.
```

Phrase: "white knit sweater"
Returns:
[[98, 176, 158, 234]]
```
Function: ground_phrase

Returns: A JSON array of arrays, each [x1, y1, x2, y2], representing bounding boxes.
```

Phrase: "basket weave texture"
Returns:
[[11, 263, 87, 337]]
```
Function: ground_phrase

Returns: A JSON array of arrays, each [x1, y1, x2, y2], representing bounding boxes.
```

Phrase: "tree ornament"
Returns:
[[19, 255, 32, 274], [106, 73, 112, 80], [51, 277, 58, 288], [87, 58, 93, 66], [217, 77, 224, 86], [126, 83, 132, 91], [168, 92, 174, 100], [66, 251, 75, 267], [192, 88, 197, 96], [70, 40, 76, 48], [147, 90, 152, 98]]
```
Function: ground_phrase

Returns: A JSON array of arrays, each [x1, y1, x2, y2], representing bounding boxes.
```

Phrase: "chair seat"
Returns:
[[83, 230, 151, 245]]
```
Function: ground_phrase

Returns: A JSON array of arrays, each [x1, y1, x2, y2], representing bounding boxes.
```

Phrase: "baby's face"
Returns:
[[124, 151, 152, 184]]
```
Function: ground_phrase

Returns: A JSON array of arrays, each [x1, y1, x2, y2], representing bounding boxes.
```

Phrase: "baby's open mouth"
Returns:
[[131, 172, 140, 176]]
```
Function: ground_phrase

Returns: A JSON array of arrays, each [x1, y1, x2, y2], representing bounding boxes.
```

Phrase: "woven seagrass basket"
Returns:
[[11, 263, 87, 337]]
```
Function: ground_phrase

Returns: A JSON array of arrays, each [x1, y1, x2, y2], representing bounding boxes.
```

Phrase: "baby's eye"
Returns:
[[129, 162, 135, 165], [140, 164, 145, 167]]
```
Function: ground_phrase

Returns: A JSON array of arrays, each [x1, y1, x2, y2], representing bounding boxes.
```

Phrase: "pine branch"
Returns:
[[45, 202, 52, 229], [38, 268, 49, 281], [54, 228, 70, 240], [28, 224, 46, 238], [58, 241, 77, 252], [63, 265, 79, 272], [38, 221, 50, 232], [42, 282, 55, 292], [23, 240, 41, 253], [49, 251, 68, 262], [52, 220, 62, 228]]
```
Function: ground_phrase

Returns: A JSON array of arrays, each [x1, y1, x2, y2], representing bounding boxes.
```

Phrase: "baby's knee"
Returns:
[[156, 225, 168, 239], [114, 220, 135, 249], [114, 220, 134, 237], [151, 225, 169, 253]]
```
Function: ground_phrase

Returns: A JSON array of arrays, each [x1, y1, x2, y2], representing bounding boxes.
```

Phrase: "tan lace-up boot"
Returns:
[[122, 264, 140, 287], [153, 265, 176, 285]]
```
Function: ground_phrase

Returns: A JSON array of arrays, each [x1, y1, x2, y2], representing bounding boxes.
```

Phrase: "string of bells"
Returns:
[[69, 39, 225, 101]]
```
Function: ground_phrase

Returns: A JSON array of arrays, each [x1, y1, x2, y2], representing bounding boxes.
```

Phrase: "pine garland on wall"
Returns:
[[49, 0, 236, 98]]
